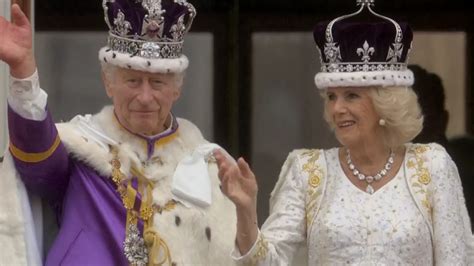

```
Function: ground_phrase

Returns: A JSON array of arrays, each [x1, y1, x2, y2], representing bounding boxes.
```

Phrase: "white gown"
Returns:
[[311, 149, 432, 265], [233, 143, 473, 265]]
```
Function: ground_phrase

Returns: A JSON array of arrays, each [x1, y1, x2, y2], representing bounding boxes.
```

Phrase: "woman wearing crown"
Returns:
[[214, 1, 474, 265]]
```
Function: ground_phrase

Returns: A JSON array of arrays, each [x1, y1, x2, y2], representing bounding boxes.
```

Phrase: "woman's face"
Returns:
[[325, 87, 381, 147]]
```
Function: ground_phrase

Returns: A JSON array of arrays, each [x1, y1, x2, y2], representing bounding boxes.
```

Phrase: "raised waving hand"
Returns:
[[0, 4, 36, 78], [214, 149, 258, 211], [213, 149, 259, 254]]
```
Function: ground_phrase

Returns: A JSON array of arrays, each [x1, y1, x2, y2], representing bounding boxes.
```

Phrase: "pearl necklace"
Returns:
[[346, 149, 395, 194]]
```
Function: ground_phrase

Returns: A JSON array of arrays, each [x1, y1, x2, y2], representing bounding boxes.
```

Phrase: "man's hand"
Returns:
[[0, 4, 36, 78]]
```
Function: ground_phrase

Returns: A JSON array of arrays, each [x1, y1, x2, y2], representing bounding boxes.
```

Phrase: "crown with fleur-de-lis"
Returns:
[[99, 0, 196, 73], [313, 0, 414, 89]]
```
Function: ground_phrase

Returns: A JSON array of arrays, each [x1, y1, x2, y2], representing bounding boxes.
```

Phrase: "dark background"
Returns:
[[36, 0, 474, 158], [33, 0, 474, 225]]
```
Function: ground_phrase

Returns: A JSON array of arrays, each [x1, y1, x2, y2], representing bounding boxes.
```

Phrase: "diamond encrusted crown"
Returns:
[[103, 0, 196, 60], [313, 0, 414, 89]]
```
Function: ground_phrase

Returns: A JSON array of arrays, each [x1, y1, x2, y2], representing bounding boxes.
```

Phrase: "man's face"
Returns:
[[103, 67, 181, 136]]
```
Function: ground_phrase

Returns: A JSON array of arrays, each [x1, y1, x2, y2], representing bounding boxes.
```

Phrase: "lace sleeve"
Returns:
[[233, 150, 308, 266], [430, 144, 472, 264], [8, 69, 47, 121]]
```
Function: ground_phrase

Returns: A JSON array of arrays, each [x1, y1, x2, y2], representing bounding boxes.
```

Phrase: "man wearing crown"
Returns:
[[0, 1, 237, 265]]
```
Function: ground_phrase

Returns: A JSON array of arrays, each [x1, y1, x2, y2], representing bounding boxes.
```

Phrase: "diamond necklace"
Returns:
[[346, 148, 395, 194]]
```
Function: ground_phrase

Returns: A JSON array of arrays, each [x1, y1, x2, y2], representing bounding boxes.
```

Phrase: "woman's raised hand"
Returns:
[[214, 149, 260, 253], [0, 4, 36, 78], [213, 149, 258, 212]]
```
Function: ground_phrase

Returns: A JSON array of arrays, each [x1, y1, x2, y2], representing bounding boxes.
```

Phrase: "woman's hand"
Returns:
[[213, 149, 258, 213], [214, 149, 259, 254], [0, 4, 36, 78]]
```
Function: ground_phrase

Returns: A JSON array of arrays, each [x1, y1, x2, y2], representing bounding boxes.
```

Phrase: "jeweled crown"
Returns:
[[103, 0, 196, 59], [99, 0, 196, 73], [313, 0, 414, 89]]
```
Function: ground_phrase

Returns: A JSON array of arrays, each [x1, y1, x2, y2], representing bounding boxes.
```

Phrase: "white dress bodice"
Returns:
[[233, 144, 473, 266], [311, 148, 432, 265]]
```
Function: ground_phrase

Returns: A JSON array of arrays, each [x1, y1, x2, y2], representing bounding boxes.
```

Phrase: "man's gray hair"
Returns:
[[100, 62, 185, 89]]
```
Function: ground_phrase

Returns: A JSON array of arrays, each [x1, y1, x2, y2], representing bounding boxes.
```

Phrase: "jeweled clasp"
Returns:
[[357, 0, 375, 7]]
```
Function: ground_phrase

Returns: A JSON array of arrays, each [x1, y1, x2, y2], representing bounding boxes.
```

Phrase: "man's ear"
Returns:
[[172, 87, 181, 101], [102, 70, 113, 98]]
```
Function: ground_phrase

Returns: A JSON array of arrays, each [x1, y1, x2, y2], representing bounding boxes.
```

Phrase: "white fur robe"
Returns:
[[0, 106, 237, 265]]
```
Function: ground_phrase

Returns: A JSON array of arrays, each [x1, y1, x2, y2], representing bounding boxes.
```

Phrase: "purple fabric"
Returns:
[[160, 0, 191, 38], [130, 177, 146, 234], [105, 0, 146, 35], [132, 177, 142, 213], [8, 104, 59, 153], [45, 162, 128, 266], [146, 139, 154, 159], [8, 107, 70, 204], [313, 21, 413, 65], [9, 108, 129, 265], [144, 116, 178, 158], [13, 149, 70, 205], [105, 0, 192, 39]]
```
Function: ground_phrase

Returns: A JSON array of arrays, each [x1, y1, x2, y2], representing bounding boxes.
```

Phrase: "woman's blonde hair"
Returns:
[[370, 86, 423, 148], [321, 86, 423, 148]]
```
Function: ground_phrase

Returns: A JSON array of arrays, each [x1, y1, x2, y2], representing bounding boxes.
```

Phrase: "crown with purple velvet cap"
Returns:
[[313, 0, 414, 89], [99, 0, 196, 73]]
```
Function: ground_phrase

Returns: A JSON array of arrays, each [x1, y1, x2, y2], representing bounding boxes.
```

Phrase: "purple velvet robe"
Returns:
[[9, 106, 138, 265]]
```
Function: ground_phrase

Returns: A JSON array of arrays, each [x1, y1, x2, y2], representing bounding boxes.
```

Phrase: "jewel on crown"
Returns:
[[141, 0, 166, 40]]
